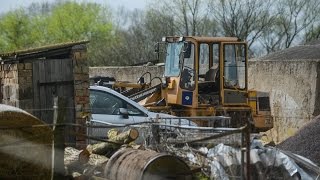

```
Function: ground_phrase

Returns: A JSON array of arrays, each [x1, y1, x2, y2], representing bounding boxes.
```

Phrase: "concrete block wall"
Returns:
[[89, 66, 164, 85], [248, 60, 320, 142], [72, 45, 90, 148]]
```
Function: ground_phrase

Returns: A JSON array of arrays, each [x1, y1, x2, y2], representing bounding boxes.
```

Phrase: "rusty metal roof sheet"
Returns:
[[0, 40, 89, 62]]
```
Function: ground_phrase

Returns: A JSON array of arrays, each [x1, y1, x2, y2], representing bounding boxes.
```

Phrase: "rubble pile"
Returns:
[[64, 128, 141, 179], [63, 128, 191, 180], [277, 115, 320, 166]]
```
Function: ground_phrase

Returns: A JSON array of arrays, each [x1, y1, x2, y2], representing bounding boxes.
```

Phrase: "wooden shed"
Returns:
[[0, 41, 90, 147]]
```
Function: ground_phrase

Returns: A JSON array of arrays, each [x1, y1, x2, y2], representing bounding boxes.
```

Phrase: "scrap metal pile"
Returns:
[[63, 123, 320, 180], [163, 141, 319, 180]]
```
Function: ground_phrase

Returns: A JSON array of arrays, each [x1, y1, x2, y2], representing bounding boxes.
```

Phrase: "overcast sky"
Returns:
[[0, 0, 147, 13]]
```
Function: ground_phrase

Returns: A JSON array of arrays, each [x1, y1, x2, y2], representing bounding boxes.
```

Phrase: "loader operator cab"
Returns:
[[158, 36, 248, 115]]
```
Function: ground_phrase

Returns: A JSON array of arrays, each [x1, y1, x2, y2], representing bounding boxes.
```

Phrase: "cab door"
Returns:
[[220, 42, 248, 105]]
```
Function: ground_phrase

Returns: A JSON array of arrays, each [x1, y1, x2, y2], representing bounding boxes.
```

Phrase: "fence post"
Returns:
[[52, 97, 66, 180], [241, 130, 245, 180], [150, 114, 160, 146], [246, 118, 251, 180]]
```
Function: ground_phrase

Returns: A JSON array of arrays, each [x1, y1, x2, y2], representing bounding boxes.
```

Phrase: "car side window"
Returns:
[[90, 90, 123, 115], [90, 90, 144, 116], [127, 103, 144, 115]]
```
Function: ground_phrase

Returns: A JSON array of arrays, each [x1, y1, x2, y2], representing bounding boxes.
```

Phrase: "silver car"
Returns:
[[88, 85, 197, 142]]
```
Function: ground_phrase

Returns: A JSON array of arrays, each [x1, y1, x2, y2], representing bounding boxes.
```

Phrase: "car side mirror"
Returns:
[[119, 108, 129, 119]]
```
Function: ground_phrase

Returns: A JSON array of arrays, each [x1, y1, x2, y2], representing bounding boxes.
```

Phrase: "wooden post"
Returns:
[[151, 114, 160, 145], [52, 97, 67, 180], [246, 118, 251, 180], [241, 130, 245, 180]]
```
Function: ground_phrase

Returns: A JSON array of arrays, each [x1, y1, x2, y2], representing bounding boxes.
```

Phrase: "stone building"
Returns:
[[248, 40, 320, 142], [0, 41, 90, 147]]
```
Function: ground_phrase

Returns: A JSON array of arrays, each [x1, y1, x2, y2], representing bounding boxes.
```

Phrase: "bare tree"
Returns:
[[305, 24, 320, 42], [149, 0, 213, 36], [210, 0, 275, 50], [278, 0, 320, 48], [258, 23, 286, 54], [258, 0, 320, 55]]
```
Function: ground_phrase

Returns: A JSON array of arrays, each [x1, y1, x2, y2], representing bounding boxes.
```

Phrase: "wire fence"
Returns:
[[1, 106, 318, 179]]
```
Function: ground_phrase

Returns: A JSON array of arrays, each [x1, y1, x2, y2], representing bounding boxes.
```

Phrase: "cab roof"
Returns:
[[165, 36, 243, 43]]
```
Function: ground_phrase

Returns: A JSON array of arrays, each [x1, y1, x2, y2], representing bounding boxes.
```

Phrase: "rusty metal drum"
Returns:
[[104, 148, 191, 180]]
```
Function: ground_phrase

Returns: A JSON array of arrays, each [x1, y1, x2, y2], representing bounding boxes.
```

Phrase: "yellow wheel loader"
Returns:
[[92, 36, 273, 131], [139, 36, 273, 131]]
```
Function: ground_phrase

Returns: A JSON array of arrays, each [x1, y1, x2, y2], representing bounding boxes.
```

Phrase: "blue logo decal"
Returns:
[[182, 91, 193, 105]]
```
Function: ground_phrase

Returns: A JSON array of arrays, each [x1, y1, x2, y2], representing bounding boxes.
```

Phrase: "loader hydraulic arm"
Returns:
[[128, 83, 162, 102]]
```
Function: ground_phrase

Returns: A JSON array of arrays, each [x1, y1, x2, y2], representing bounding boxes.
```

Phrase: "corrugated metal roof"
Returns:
[[258, 40, 320, 61]]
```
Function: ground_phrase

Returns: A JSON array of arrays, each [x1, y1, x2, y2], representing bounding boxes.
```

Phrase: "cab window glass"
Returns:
[[199, 43, 209, 76], [180, 43, 195, 91], [164, 42, 184, 77], [212, 44, 219, 65], [223, 44, 246, 89]]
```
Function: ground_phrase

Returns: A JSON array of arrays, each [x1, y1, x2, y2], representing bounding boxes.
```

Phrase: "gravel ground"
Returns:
[[277, 115, 320, 166]]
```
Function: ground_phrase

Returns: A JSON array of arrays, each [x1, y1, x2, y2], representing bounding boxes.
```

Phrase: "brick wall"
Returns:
[[1, 63, 33, 114], [71, 45, 90, 148], [17, 63, 33, 113], [1, 64, 18, 106]]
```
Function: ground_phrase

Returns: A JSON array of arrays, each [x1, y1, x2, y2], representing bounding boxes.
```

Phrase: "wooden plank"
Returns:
[[53, 97, 66, 180], [38, 59, 73, 83], [38, 60, 48, 123], [63, 59, 73, 81], [66, 59, 76, 145], [62, 83, 76, 144], [32, 61, 40, 119], [56, 59, 75, 144], [45, 59, 54, 124], [51, 59, 61, 83]]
